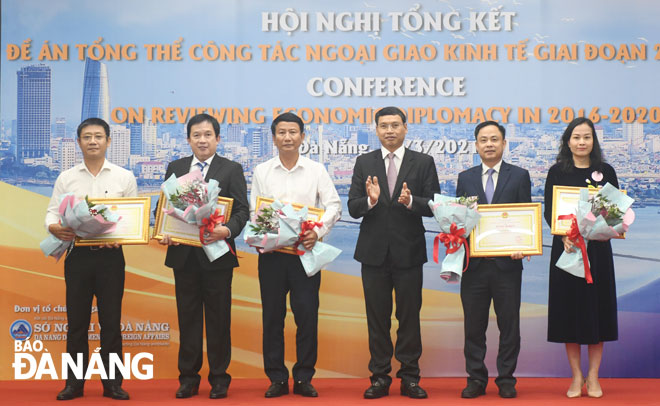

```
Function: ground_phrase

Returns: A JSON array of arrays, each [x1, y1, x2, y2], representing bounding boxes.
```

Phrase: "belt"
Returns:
[[68, 245, 123, 258]]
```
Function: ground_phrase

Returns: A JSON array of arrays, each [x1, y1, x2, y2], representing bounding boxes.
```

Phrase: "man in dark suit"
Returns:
[[348, 106, 440, 399], [158, 113, 249, 399], [456, 121, 531, 399]]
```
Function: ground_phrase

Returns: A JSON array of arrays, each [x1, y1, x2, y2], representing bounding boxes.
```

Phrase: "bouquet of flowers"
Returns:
[[427, 194, 481, 283], [243, 200, 299, 252], [243, 200, 342, 277], [161, 171, 231, 261], [556, 182, 635, 283], [295, 221, 342, 277], [40, 193, 121, 260]]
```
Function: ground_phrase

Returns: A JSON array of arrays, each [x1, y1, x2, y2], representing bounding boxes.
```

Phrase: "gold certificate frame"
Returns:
[[469, 202, 543, 257], [255, 196, 324, 254], [152, 192, 233, 247], [76, 197, 151, 246], [551, 185, 626, 238]]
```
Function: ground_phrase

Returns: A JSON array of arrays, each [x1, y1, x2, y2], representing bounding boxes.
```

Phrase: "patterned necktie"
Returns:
[[485, 168, 495, 204], [195, 161, 207, 173], [387, 152, 397, 196]]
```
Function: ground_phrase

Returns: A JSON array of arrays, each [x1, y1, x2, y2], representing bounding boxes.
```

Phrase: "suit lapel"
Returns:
[[470, 166, 488, 204], [393, 149, 415, 200], [491, 161, 511, 204], [176, 156, 194, 177], [372, 151, 390, 201], [205, 154, 222, 182]]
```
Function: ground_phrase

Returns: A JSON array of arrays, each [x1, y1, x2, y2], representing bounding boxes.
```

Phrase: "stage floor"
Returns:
[[1, 378, 658, 405]]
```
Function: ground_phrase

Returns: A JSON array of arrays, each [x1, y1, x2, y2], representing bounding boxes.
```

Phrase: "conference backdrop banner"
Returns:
[[1, 0, 659, 380]]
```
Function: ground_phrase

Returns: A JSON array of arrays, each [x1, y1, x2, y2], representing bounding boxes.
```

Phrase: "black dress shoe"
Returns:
[[461, 382, 486, 398], [209, 384, 228, 399], [265, 381, 289, 398], [293, 381, 318, 397], [364, 379, 390, 399], [56, 385, 84, 400], [103, 385, 130, 400], [401, 381, 428, 399], [498, 384, 517, 398], [175, 382, 199, 398]]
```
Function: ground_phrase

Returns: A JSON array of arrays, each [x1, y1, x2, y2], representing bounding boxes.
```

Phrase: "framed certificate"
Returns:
[[76, 197, 151, 246], [255, 196, 324, 254], [152, 192, 233, 246], [469, 202, 543, 257], [551, 185, 626, 238]]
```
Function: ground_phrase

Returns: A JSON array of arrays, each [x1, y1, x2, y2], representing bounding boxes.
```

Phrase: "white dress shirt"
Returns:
[[382, 145, 405, 174], [250, 155, 341, 239], [481, 160, 503, 191], [45, 160, 138, 227]]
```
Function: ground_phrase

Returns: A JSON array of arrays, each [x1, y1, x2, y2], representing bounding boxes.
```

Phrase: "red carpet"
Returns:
[[0, 378, 657, 405]]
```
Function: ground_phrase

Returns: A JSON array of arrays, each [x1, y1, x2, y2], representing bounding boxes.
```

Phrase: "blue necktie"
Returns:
[[485, 168, 495, 204], [195, 161, 207, 173]]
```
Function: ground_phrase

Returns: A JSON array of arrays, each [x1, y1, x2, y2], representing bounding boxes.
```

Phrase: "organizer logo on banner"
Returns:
[[10, 320, 32, 341]]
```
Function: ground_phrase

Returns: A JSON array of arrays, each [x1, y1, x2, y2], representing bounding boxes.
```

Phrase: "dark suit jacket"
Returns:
[[348, 148, 440, 268], [161, 154, 249, 270], [456, 161, 532, 272]]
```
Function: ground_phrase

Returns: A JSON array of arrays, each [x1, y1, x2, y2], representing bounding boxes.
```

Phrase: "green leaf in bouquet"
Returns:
[[589, 193, 624, 226], [249, 206, 280, 234], [85, 195, 109, 220], [457, 195, 479, 209]]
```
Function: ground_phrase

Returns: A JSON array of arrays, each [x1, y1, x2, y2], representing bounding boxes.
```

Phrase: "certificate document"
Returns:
[[469, 202, 543, 257], [152, 192, 233, 247], [255, 196, 324, 254], [550, 186, 597, 235], [76, 197, 151, 246], [551, 185, 626, 238]]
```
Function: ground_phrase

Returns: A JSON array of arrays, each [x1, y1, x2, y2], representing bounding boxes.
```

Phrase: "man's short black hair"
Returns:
[[375, 106, 407, 125], [187, 113, 220, 138], [474, 121, 505, 140], [271, 112, 304, 135], [77, 117, 109, 138]]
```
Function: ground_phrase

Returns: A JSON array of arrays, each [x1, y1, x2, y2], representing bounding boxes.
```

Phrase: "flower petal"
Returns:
[[591, 171, 604, 182]]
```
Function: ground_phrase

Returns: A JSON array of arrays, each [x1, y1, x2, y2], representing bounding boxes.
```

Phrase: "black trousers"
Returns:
[[361, 260, 423, 385], [173, 251, 233, 387], [64, 246, 125, 387], [460, 259, 522, 388], [258, 252, 320, 383]]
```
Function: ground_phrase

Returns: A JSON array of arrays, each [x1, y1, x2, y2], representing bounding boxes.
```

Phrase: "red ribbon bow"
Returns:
[[199, 209, 236, 256], [294, 220, 324, 255], [433, 222, 470, 273], [557, 214, 592, 284]]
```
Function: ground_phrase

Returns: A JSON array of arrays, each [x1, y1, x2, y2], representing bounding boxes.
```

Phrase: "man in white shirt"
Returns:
[[45, 118, 137, 401], [250, 112, 341, 398]]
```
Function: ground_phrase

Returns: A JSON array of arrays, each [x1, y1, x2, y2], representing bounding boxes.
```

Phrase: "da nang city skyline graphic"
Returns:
[[1, 58, 659, 204]]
